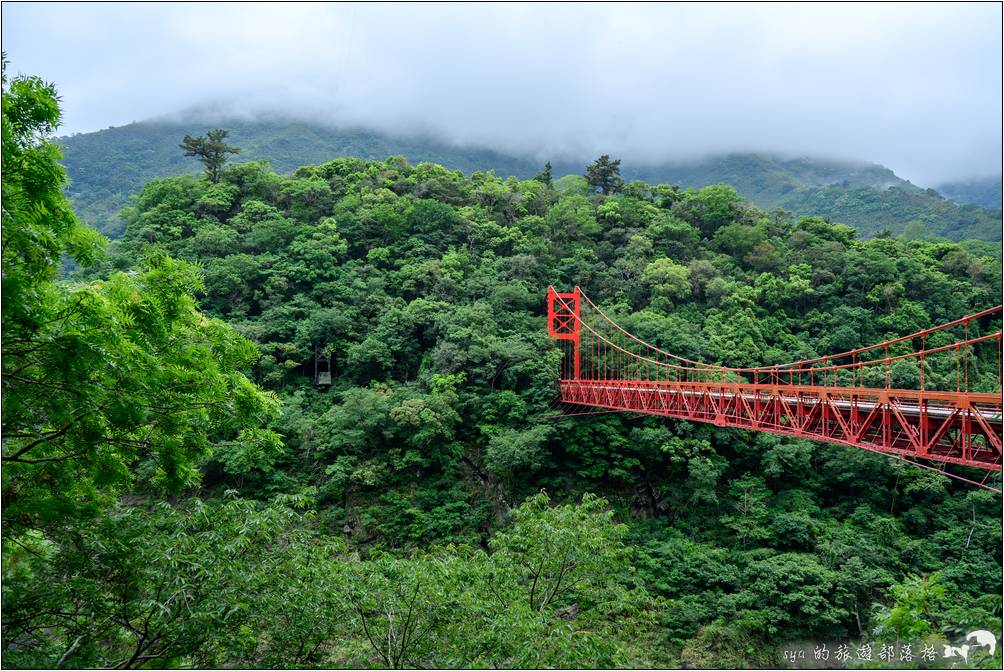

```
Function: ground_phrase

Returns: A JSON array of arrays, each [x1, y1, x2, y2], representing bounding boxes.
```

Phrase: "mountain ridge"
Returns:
[[57, 117, 1002, 241]]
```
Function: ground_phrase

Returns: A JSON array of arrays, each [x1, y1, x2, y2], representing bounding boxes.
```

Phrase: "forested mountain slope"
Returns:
[[57, 154, 1004, 666], [58, 118, 1003, 241], [8, 65, 1002, 666]]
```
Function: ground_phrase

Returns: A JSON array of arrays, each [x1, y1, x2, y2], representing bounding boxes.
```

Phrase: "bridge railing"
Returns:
[[548, 286, 1003, 396]]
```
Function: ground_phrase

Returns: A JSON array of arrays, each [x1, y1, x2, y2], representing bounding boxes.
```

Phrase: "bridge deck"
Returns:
[[558, 379, 1003, 471], [547, 287, 1003, 478]]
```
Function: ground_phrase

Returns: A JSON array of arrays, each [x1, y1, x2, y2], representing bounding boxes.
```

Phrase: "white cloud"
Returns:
[[2, 2, 1000, 185]]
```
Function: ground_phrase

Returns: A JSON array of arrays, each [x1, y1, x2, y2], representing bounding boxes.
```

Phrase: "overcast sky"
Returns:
[[2, 2, 1001, 185]]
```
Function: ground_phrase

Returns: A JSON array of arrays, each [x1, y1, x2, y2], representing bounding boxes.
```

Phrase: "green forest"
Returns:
[[57, 119, 1003, 242], [3, 65, 1003, 669]]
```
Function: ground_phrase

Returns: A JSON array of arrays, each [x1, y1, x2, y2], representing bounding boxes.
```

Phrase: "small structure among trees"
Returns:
[[315, 350, 332, 386]]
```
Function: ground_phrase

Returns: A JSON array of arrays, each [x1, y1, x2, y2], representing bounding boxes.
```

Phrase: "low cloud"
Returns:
[[2, 3, 1001, 185]]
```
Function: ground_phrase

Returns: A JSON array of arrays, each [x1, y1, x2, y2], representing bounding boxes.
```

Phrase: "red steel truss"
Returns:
[[546, 287, 1004, 474]]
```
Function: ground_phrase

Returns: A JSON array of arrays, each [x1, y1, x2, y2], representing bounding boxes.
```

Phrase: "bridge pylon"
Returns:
[[547, 286, 581, 379]]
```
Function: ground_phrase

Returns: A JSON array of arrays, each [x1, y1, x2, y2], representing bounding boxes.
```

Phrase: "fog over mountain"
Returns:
[[2, 3, 1001, 186]]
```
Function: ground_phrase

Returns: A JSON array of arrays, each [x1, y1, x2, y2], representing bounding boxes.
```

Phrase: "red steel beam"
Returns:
[[557, 379, 1002, 471], [546, 288, 1004, 476]]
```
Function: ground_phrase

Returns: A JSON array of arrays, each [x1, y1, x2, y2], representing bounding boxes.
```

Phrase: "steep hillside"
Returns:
[[58, 118, 1002, 241], [776, 183, 1001, 241], [65, 154, 1003, 666], [936, 176, 1003, 210], [629, 153, 908, 202]]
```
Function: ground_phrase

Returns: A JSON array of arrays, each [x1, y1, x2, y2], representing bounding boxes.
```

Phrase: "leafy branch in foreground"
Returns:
[[2, 61, 279, 536]]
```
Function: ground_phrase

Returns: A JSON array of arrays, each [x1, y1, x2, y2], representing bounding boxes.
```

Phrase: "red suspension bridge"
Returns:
[[546, 287, 1003, 489]]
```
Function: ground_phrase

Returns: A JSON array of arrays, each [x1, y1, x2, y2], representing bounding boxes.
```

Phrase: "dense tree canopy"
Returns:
[[3, 64, 1002, 669], [68, 144, 1000, 666]]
